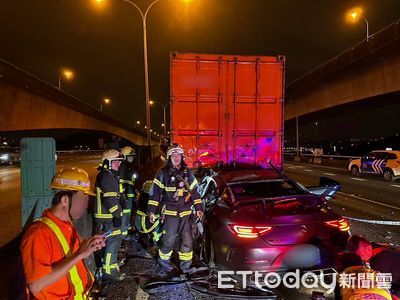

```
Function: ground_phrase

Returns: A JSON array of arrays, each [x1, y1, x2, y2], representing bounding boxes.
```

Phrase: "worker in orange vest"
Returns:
[[20, 167, 106, 299]]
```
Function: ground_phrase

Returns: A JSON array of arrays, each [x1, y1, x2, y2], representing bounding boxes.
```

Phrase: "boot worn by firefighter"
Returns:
[[157, 258, 175, 273], [180, 260, 196, 274]]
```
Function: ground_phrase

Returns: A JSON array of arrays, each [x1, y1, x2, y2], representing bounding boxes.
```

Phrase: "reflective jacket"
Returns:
[[94, 168, 122, 220], [147, 165, 203, 218], [118, 162, 137, 213]]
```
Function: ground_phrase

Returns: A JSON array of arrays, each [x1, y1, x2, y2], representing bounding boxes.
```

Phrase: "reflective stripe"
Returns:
[[178, 251, 193, 261], [165, 186, 176, 192], [103, 192, 118, 197], [109, 205, 119, 213], [136, 210, 147, 216], [127, 194, 135, 198], [123, 209, 131, 214], [122, 231, 128, 236], [193, 199, 202, 205], [109, 229, 121, 236], [103, 253, 119, 274], [153, 178, 165, 189], [148, 200, 159, 207], [39, 217, 86, 299], [159, 250, 172, 260], [140, 214, 159, 233], [153, 231, 162, 242], [96, 188, 102, 215], [120, 179, 134, 185], [94, 213, 113, 219], [179, 210, 192, 218], [164, 210, 178, 216], [189, 179, 198, 190]]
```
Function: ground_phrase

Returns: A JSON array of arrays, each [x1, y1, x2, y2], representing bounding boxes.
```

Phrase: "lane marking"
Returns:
[[304, 169, 313, 172], [351, 178, 367, 182], [390, 185, 400, 188], [323, 173, 336, 176], [337, 191, 400, 211], [285, 162, 347, 172]]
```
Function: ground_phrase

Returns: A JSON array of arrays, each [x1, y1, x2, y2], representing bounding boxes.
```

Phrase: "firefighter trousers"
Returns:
[[121, 196, 134, 237], [94, 219, 122, 279], [158, 214, 193, 269]]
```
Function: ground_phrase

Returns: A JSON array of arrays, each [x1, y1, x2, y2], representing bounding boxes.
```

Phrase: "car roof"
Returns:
[[217, 169, 286, 184], [371, 150, 400, 155]]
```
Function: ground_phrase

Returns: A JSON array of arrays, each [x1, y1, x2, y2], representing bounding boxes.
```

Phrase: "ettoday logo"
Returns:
[[218, 270, 337, 294]]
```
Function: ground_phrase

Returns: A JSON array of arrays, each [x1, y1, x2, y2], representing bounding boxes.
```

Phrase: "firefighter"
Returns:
[[118, 146, 138, 240], [94, 149, 123, 284], [147, 144, 204, 273], [20, 167, 106, 299]]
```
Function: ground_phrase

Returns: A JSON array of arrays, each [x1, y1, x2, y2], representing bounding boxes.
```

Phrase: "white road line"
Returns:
[[390, 184, 400, 188], [304, 169, 313, 172], [285, 162, 346, 172], [351, 178, 367, 182], [323, 173, 336, 176], [337, 191, 400, 211]]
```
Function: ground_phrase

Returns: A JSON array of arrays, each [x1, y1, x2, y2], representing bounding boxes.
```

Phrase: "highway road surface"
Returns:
[[1, 155, 399, 248]]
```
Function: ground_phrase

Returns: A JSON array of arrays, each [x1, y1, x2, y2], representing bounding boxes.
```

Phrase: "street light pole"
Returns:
[[151, 100, 170, 135], [123, 0, 161, 146], [362, 16, 369, 40]]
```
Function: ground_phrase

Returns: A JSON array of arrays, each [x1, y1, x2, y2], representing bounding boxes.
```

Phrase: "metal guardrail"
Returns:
[[56, 150, 102, 154], [284, 153, 360, 160]]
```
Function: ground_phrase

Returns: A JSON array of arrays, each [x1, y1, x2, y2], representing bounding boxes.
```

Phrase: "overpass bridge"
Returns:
[[0, 58, 150, 145], [285, 19, 400, 121]]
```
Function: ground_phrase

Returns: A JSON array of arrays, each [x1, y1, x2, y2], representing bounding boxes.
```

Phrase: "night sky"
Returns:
[[1, 0, 399, 140]]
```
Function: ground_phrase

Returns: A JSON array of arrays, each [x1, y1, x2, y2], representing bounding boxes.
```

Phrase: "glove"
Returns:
[[112, 217, 122, 228]]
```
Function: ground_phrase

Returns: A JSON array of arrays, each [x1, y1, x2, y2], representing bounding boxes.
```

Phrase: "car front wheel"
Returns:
[[383, 169, 394, 182], [350, 165, 360, 177]]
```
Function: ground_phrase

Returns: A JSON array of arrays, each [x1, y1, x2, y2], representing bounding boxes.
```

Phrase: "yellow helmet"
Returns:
[[99, 149, 122, 167], [142, 180, 153, 194], [120, 146, 136, 158], [50, 167, 95, 196]]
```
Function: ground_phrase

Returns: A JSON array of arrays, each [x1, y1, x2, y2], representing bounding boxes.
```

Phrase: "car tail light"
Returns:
[[228, 224, 272, 239], [324, 218, 350, 232]]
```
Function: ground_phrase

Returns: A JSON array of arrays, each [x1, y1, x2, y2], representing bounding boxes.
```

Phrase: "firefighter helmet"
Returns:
[[142, 180, 153, 194], [50, 167, 95, 196], [120, 146, 136, 159], [166, 144, 184, 159], [99, 149, 122, 168]]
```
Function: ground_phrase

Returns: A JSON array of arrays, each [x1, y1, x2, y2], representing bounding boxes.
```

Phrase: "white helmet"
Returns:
[[166, 145, 184, 159]]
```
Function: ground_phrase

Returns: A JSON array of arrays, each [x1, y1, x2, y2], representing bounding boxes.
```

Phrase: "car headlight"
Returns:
[[0, 154, 9, 159]]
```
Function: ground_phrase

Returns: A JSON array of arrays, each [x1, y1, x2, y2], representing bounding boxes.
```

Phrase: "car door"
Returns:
[[361, 152, 379, 173]]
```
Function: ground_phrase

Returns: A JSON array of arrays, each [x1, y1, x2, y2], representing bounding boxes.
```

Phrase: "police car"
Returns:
[[348, 150, 400, 182]]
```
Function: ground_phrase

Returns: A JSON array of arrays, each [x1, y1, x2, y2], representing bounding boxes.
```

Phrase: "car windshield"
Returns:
[[229, 179, 308, 200]]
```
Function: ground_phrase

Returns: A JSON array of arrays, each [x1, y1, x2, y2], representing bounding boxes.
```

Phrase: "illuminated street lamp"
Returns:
[[95, 0, 191, 146], [100, 97, 111, 111], [346, 7, 370, 40], [58, 68, 74, 90], [150, 100, 170, 135]]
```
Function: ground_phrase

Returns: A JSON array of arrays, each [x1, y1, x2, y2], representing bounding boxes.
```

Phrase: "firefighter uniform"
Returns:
[[94, 150, 123, 282], [148, 162, 203, 272], [118, 147, 138, 238], [118, 166, 136, 237]]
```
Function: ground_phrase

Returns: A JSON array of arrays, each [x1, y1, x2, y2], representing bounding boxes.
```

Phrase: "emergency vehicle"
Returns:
[[349, 150, 400, 182]]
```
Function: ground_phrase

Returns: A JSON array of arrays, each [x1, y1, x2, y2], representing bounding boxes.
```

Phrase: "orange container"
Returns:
[[170, 52, 285, 169]]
